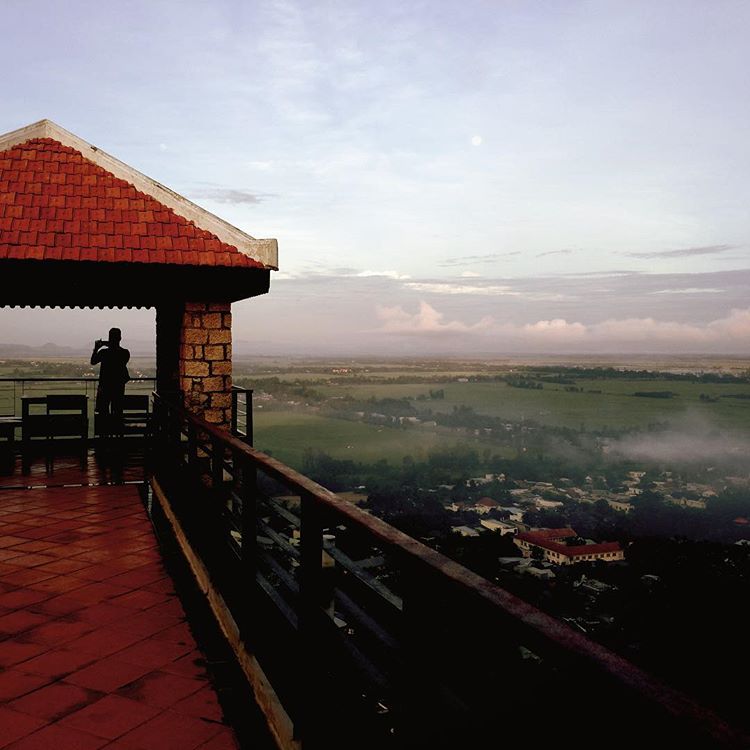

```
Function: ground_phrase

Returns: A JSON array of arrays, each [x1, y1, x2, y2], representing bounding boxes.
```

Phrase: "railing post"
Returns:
[[398, 560, 445, 747], [239, 455, 257, 646], [231, 389, 239, 436], [298, 491, 325, 745], [211, 438, 224, 494], [187, 422, 198, 477], [246, 389, 254, 446]]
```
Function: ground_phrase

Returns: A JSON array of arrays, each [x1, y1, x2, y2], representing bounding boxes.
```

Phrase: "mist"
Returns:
[[609, 415, 750, 468]]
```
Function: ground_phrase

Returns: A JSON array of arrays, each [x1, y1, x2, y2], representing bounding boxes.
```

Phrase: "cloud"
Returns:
[[356, 270, 411, 280], [374, 302, 750, 350], [521, 319, 587, 339], [376, 302, 493, 335], [651, 288, 725, 295], [536, 249, 573, 258], [625, 244, 735, 259], [402, 280, 573, 301], [403, 282, 519, 296], [190, 188, 268, 205], [438, 252, 521, 267]]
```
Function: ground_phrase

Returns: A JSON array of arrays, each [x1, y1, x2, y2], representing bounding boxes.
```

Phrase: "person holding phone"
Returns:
[[90, 327, 131, 435]]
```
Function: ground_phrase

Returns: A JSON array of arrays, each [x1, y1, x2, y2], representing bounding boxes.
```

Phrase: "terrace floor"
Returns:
[[0, 444, 147, 490], [0, 481, 245, 749]]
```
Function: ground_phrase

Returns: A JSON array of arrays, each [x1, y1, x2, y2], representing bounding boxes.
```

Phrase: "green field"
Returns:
[[315, 379, 750, 432], [252, 411, 485, 467]]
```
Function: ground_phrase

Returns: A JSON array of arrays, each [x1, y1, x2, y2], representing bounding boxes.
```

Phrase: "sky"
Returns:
[[1, 0, 749, 356]]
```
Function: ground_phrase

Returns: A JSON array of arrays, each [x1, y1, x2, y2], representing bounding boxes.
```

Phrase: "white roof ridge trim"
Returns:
[[0, 119, 278, 270]]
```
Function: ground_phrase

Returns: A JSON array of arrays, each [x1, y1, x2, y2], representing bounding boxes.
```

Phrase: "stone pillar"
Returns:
[[179, 302, 232, 425]]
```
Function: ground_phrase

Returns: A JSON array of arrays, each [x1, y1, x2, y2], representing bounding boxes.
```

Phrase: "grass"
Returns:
[[252, 411, 488, 469], [315, 379, 750, 432]]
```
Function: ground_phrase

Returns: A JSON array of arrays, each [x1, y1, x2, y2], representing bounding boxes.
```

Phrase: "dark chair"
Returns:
[[121, 394, 151, 438], [45, 394, 88, 473], [0, 417, 22, 475], [21, 396, 48, 474]]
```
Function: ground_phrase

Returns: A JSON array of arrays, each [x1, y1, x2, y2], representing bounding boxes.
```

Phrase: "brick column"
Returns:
[[179, 302, 233, 426]]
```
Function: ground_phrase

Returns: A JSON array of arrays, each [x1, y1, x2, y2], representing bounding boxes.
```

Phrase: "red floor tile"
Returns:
[[28, 594, 89, 617], [195, 728, 241, 750], [0, 549, 25, 562], [114, 638, 192, 670], [9, 541, 57, 554], [0, 536, 27, 547], [110, 589, 168, 611], [65, 656, 154, 693], [15, 647, 98, 679], [0, 610, 49, 637], [159, 652, 209, 681], [61, 695, 159, 741], [5, 554, 58, 568], [117, 671, 204, 709], [8, 681, 102, 722], [27, 575, 87, 596], [60, 582, 132, 605], [23, 617, 97, 647], [0, 706, 47, 749], [0, 589, 52, 611], [64, 627, 144, 658], [171, 686, 224, 722], [69, 564, 121, 582], [141, 579, 175, 596], [0, 640, 50, 668], [145, 598, 185, 619], [0, 569, 57, 587], [108, 610, 180, 639], [3, 721, 108, 750], [0, 670, 52, 703], [149, 622, 197, 647], [34, 559, 92, 575], [75, 602, 131, 627], [115, 708, 223, 750]]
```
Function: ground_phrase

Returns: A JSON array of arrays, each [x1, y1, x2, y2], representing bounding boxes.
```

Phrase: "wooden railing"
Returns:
[[150, 392, 746, 750]]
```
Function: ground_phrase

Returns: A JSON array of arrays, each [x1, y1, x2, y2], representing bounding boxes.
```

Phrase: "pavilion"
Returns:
[[0, 118, 277, 425]]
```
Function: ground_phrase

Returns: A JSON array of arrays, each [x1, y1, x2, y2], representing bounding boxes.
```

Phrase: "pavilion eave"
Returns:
[[0, 259, 270, 308]]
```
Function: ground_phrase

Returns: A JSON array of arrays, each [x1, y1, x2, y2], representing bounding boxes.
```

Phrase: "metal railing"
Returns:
[[231, 385, 253, 444], [150, 391, 745, 750], [0, 377, 156, 437]]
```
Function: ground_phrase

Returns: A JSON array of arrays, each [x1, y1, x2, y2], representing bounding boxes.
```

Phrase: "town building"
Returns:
[[480, 518, 517, 534], [514, 528, 625, 565]]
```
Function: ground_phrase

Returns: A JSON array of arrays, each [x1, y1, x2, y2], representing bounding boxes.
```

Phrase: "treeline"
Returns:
[[530, 365, 750, 384]]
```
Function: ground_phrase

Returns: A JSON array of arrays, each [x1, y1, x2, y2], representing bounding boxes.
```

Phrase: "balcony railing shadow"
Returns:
[[149, 391, 747, 750]]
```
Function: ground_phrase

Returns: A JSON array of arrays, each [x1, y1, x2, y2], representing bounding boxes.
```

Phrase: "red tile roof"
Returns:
[[0, 137, 264, 269], [517, 528, 623, 558], [476, 497, 499, 507]]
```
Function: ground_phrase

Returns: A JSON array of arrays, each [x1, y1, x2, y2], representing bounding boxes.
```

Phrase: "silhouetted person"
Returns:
[[91, 328, 130, 436]]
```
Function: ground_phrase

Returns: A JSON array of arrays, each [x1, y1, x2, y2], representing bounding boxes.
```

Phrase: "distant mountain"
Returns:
[[0, 342, 85, 357]]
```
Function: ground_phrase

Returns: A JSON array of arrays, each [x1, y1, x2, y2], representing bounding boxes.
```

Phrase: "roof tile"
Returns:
[[0, 137, 263, 269]]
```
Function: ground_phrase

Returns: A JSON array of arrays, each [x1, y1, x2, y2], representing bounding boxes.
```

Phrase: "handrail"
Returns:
[[150, 391, 743, 745], [0, 377, 156, 382]]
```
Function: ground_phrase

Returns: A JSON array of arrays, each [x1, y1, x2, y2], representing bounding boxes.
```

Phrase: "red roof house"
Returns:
[[515, 528, 624, 565]]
